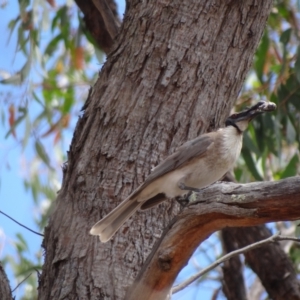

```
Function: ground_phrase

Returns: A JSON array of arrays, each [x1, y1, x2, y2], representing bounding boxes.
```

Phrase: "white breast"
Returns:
[[219, 126, 243, 166], [175, 127, 242, 195], [136, 127, 243, 201]]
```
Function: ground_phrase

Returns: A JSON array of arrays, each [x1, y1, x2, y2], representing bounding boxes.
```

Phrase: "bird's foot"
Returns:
[[175, 192, 192, 207], [178, 182, 201, 193]]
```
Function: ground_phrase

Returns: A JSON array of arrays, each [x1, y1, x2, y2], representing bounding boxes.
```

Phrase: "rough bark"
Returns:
[[38, 0, 273, 299], [229, 225, 300, 300], [221, 229, 247, 300], [0, 263, 12, 300], [127, 177, 300, 300]]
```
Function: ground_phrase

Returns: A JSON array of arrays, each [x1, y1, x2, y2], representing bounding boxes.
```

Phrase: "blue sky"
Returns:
[[0, 1, 45, 297]]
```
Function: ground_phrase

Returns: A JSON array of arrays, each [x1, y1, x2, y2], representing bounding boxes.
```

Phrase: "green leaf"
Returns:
[[254, 32, 269, 83], [22, 115, 31, 150], [295, 46, 300, 83], [234, 167, 243, 182], [252, 116, 265, 154], [287, 110, 300, 145], [18, 0, 30, 13], [286, 117, 296, 144], [280, 28, 292, 45], [44, 34, 63, 56], [243, 132, 260, 156], [295, 221, 300, 236], [32, 91, 45, 107], [20, 57, 31, 82], [7, 16, 20, 44], [30, 175, 41, 203], [277, 83, 290, 104], [17, 26, 28, 55], [15, 233, 29, 253], [279, 154, 299, 179], [62, 87, 74, 113], [35, 140, 51, 168], [277, 4, 290, 19], [242, 148, 263, 181], [290, 97, 300, 111], [5, 108, 27, 138]]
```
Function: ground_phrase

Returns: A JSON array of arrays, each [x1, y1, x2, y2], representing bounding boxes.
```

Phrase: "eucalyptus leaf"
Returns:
[[280, 28, 292, 45], [35, 140, 52, 169], [295, 46, 300, 83], [242, 148, 263, 181], [279, 154, 299, 178]]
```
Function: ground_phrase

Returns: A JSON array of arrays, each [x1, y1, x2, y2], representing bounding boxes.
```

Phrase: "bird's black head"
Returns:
[[225, 101, 276, 132]]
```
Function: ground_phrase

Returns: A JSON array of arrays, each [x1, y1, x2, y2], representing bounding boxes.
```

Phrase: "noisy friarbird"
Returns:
[[90, 101, 276, 242]]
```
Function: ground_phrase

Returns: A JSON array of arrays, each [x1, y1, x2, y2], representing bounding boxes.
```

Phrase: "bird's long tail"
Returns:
[[90, 198, 141, 243]]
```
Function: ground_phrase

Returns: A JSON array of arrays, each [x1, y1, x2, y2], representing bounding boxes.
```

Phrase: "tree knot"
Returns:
[[157, 249, 174, 271]]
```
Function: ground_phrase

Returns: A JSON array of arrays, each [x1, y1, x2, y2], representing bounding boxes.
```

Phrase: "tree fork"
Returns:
[[127, 177, 300, 300]]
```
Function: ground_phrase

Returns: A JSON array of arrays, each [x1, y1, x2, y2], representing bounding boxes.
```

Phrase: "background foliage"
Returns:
[[0, 0, 299, 299]]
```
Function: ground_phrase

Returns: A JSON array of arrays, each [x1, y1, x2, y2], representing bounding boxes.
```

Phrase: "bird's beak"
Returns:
[[226, 101, 277, 125]]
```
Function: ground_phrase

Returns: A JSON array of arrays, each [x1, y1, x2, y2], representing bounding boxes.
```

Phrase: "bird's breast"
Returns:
[[183, 129, 243, 190]]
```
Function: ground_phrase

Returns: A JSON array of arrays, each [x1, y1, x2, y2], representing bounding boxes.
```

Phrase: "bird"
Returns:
[[90, 101, 276, 242]]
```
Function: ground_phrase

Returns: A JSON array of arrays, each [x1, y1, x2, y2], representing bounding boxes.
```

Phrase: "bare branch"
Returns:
[[126, 177, 300, 300], [229, 225, 300, 300], [11, 273, 32, 293], [220, 174, 300, 300], [172, 233, 300, 293], [0, 210, 44, 237]]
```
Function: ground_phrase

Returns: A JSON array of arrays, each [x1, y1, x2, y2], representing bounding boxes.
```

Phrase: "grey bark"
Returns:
[[0, 263, 12, 300], [38, 0, 273, 299]]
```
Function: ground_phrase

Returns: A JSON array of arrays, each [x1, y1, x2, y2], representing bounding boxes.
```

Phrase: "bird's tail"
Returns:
[[90, 198, 141, 243]]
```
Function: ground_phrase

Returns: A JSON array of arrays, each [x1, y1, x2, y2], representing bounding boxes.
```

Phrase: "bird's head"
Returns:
[[225, 101, 277, 132]]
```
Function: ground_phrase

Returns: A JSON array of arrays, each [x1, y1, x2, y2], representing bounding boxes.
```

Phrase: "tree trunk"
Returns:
[[38, 0, 273, 299], [0, 263, 12, 300]]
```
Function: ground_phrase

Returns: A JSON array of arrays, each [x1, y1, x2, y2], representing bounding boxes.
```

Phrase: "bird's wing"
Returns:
[[130, 133, 215, 199]]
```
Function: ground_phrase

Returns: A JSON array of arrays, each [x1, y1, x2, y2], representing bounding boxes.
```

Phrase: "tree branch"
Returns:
[[91, 0, 120, 39], [221, 173, 300, 300], [172, 233, 300, 294], [229, 225, 300, 299], [0, 263, 13, 300], [126, 176, 300, 300], [74, 0, 120, 53]]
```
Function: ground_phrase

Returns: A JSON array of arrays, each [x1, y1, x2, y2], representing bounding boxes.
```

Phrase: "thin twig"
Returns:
[[172, 232, 300, 294], [91, 0, 120, 39], [11, 272, 32, 292], [0, 210, 44, 237]]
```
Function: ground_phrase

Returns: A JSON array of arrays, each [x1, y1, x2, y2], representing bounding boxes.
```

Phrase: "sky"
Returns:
[[0, 1, 45, 297], [0, 1, 222, 299]]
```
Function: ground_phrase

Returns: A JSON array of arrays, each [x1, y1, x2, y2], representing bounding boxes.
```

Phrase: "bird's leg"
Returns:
[[178, 182, 201, 193], [175, 191, 192, 207]]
